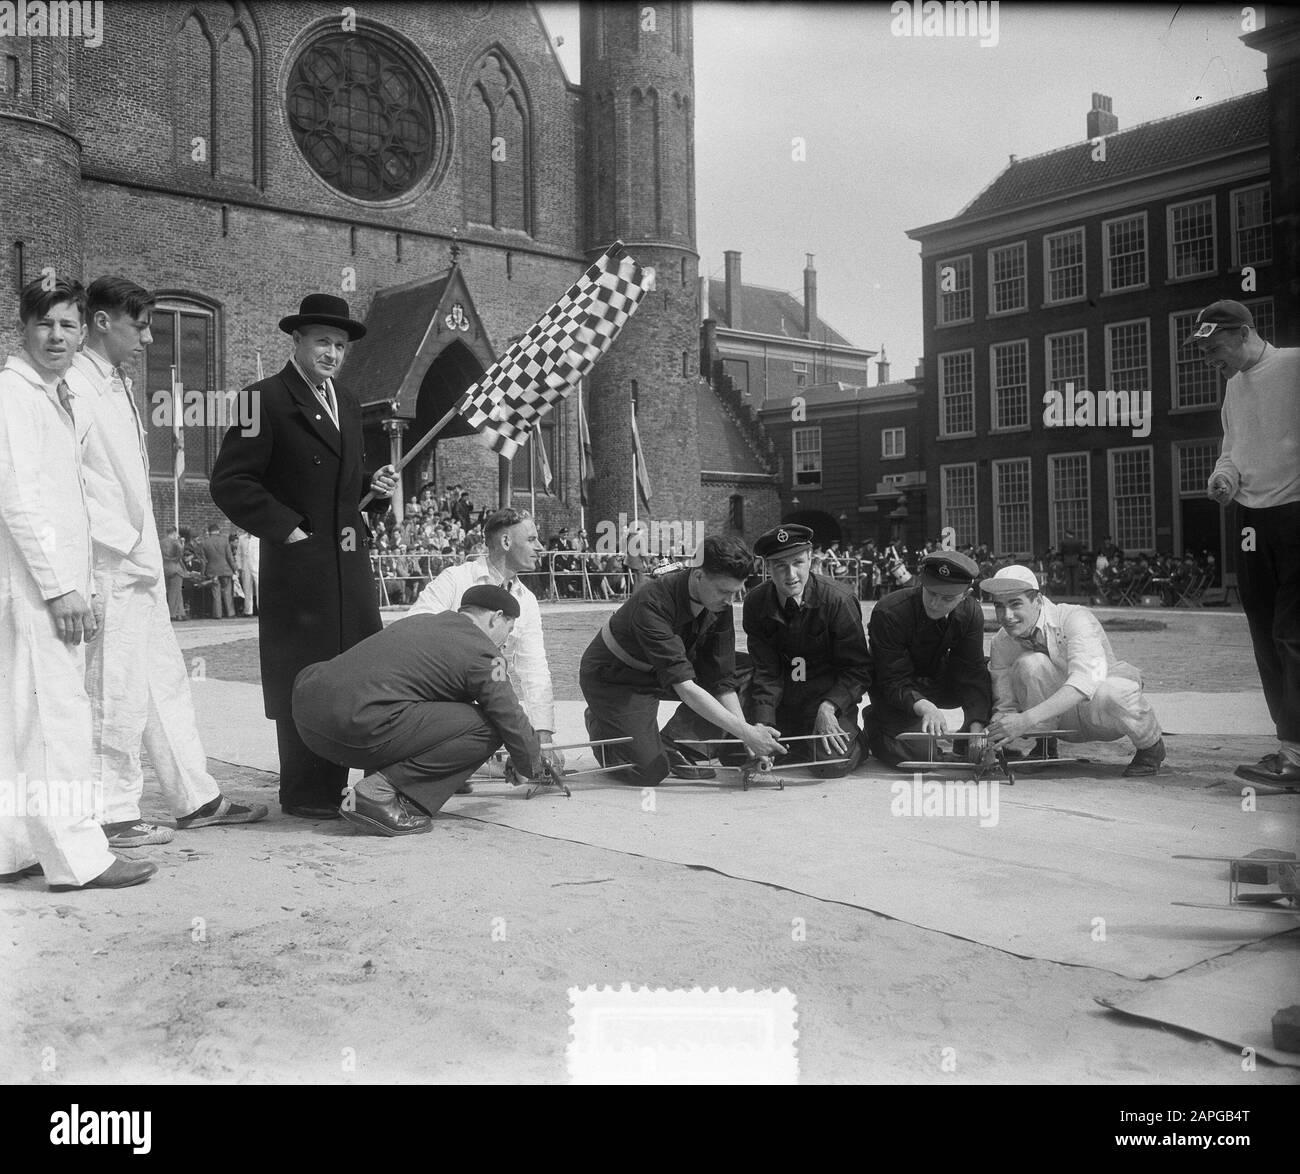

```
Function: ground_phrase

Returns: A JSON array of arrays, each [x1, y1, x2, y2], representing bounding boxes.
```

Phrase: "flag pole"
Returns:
[[576, 383, 586, 534], [171, 364, 181, 533], [359, 405, 458, 510], [630, 396, 638, 529], [530, 425, 538, 519]]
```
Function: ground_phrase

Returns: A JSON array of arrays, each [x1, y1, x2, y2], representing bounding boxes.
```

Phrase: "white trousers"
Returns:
[[0, 610, 114, 887], [1010, 654, 1162, 750], [84, 578, 219, 823]]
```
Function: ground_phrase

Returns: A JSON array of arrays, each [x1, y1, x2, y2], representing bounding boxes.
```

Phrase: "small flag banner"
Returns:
[[171, 369, 185, 482], [456, 241, 653, 461], [631, 404, 652, 506], [535, 425, 555, 493]]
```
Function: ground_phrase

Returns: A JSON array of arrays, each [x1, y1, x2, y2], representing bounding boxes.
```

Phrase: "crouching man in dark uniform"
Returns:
[[744, 524, 872, 776], [580, 534, 786, 785], [292, 585, 544, 835], [864, 551, 993, 767]]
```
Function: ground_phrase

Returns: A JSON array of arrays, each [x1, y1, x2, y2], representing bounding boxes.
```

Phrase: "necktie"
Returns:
[[783, 596, 800, 622], [316, 381, 338, 428], [56, 379, 74, 424]]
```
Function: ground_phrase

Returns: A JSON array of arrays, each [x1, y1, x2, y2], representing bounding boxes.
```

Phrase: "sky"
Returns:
[[535, 1, 1269, 380]]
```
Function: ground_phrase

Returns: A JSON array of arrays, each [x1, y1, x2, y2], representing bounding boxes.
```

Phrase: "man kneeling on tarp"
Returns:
[[983, 565, 1166, 776], [292, 585, 545, 835], [864, 551, 993, 767]]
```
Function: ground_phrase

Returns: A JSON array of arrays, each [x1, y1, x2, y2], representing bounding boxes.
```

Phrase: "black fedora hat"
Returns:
[[279, 294, 366, 340]]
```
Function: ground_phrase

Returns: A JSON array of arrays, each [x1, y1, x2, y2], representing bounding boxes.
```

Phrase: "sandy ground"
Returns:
[[2, 602, 1297, 1084]]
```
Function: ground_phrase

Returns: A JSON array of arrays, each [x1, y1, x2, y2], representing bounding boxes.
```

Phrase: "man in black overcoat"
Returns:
[[210, 294, 397, 818]]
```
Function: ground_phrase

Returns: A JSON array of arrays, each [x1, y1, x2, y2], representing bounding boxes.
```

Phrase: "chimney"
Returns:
[[876, 346, 890, 385], [724, 250, 743, 329], [697, 274, 709, 323], [913, 357, 925, 380], [1087, 92, 1118, 139], [803, 253, 817, 338]]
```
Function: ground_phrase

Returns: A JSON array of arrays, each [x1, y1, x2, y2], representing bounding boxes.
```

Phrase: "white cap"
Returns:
[[981, 564, 1040, 595]]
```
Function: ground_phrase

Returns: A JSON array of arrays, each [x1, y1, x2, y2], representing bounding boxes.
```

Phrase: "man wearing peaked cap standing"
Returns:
[[865, 550, 993, 767], [292, 585, 546, 834], [743, 524, 872, 775], [210, 294, 398, 819], [1190, 300, 1300, 786]]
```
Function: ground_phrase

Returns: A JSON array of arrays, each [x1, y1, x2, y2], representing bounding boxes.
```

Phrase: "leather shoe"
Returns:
[[49, 858, 157, 891], [1234, 753, 1300, 785], [0, 863, 43, 883], [282, 804, 343, 820], [664, 747, 717, 780], [340, 789, 432, 837], [1123, 737, 1166, 777]]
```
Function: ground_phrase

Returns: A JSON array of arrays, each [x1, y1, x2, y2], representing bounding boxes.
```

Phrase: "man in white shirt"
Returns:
[[984, 565, 1166, 777], [1193, 300, 1300, 785], [401, 508, 564, 783], [69, 276, 267, 848], [0, 277, 153, 890]]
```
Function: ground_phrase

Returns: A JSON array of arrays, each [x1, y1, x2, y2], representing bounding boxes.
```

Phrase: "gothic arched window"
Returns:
[[463, 49, 532, 233], [287, 28, 443, 201]]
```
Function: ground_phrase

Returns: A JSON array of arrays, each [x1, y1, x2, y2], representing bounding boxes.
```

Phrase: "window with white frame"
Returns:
[[1104, 213, 1147, 292], [1105, 320, 1150, 395], [1176, 440, 1219, 497], [993, 458, 1032, 556], [881, 472, 907, 488], [881, 427, 905, 459], [791, 360, 807, 373], [144, 299, 219, 479], [1171, 310, 1220, 409], [936, 255, 972, 324], [938, 350, 975, 436], [1232, 184, 1272, 268], [991, 340, 1029, 430], [1045, 227, 1085, 304], [1244, 297, 1275, 344], [940, 463, 977, 547], [1046, 330, 1087, 393], [989, 242, 1026, 313], [1168, 198, 1216, 279], [793, 427, 821, 488], [1048, 452, 1091, 549], [1109, 447, 1154, 552]]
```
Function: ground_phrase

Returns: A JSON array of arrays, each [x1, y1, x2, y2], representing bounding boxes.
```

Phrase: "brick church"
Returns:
[[0, 0, 782, 544]]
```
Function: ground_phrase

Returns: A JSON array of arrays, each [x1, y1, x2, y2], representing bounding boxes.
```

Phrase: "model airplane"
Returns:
[[1171, 853, 1299, 915], [673, 733, 852, 790], [896, 729, 1077, 786]]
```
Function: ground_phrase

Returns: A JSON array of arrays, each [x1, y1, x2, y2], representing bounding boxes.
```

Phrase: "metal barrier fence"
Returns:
[[371, 550, 912, 604]]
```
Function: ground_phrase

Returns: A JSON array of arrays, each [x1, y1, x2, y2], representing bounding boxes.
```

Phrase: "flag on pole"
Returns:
[[456, 241, 654, 460], [577, 382, 595, 508], [535, 425, 554, 494], [631, 403, 652, 507], [170, 366, 185, 482]]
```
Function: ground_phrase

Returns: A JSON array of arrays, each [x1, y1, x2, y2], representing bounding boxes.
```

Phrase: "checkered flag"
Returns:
[[456, 242, 653, 460]]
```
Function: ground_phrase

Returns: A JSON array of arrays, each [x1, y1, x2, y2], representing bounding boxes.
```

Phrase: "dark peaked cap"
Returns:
[[460, 584, 520, 619]]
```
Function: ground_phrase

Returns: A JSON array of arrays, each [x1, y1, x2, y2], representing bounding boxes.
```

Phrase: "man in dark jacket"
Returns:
[[743, 524, 872, 776], [292, 586, 545, 835], [579, 534, 785, 785], [197, 522, 236, 618], [865, 551, 993, 767], [209, 294, 396, 818]]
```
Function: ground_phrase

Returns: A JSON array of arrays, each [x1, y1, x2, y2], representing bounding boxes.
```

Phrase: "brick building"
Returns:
[[0, 0, 787, 548], [905, 87, 1279, 568]]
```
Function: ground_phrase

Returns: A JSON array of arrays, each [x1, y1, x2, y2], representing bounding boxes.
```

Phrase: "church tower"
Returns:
[[0, 35, 83, 352], [580, 1, 700, 540]]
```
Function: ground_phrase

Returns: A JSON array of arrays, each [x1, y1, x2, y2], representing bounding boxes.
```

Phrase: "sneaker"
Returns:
[[103, 821, 175, 848], [1123, 738, 1166, 777], [175, 795, 269, 829]]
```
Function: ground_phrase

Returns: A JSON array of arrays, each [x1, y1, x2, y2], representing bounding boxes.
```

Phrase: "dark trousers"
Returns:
[[865, 681, 980, 768], [210, 575, 234, 618], [276, 718, 349, 809], [296, 703, 501, 816], [1238, 502, 1300, 744]]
